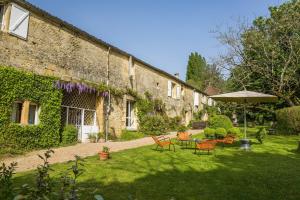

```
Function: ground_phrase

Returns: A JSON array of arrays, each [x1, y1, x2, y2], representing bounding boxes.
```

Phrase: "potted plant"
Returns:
[[88, 133, 97, 143], [99, 146, 110, 160]]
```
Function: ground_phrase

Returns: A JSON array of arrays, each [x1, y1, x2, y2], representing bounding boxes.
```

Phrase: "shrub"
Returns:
[[167, 116, 182, 131], [256, 128, 267, 144], [276, 106, 300, 135], [61, 125, 78, 144], [177, 125, 188, 132], [215, 128, 227, 139], [228, 127, 241, 136], [121, 130, 144, 141], [204, 127, 216, 139], [139, 115, 167, 135], [208, 115, 233, 130]]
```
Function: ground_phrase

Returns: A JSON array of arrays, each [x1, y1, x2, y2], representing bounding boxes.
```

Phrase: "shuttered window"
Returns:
[[176, 85, 181, 99], [167, 80, 172, 97], [194, 92, 199, 106], [9, 3, 29, 39]]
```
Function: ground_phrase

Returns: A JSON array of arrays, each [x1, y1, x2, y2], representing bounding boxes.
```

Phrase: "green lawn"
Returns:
[[13, 134, 300, 200]]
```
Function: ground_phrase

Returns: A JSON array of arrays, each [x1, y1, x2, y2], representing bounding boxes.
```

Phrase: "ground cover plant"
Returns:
[[10, 133, 300, 200]]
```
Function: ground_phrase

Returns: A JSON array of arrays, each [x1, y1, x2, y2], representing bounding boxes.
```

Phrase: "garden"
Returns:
[[1, 130, 299, 200]]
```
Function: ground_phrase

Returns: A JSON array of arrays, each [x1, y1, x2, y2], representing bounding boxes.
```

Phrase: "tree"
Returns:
[[186, 52, 207, 90], [186, 52, 224, 90], [217, 0, 300, 106]]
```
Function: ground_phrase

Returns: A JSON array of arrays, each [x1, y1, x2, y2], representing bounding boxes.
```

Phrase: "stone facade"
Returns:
[[0, 0, 209, 137]]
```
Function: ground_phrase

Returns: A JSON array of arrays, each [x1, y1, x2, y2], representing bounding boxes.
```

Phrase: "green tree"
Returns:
[[218, 0, 300, 106], [186, 52, 207, 90]]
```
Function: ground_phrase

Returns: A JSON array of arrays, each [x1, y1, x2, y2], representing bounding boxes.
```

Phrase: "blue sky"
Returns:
[[28, 0, 286, 80]]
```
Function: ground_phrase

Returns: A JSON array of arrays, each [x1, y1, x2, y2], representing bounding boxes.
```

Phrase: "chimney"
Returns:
[[174, 73, 179, 79]]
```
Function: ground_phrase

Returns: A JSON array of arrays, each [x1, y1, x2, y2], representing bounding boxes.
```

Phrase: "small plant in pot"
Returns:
[[99, 146, 110, 160], [88, 133, 97, 143]]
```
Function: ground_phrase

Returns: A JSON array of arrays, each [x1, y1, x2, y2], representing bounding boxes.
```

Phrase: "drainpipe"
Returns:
[[105, 47, 111, 142]]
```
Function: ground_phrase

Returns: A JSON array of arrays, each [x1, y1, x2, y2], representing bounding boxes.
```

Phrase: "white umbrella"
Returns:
[[210, 90, 277, 139]]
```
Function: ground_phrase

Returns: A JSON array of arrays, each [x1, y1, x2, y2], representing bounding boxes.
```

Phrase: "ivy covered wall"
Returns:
[[0, 66, 63, 153]]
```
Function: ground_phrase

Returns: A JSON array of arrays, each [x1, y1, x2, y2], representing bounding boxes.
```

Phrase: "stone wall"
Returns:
[[0, 1, 206, 136]]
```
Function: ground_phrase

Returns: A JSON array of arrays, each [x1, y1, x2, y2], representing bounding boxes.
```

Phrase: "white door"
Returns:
[[126, 101, 135, 129]]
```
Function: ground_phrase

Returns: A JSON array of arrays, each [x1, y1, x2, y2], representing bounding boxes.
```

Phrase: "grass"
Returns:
[[11, 133, 300, 200]]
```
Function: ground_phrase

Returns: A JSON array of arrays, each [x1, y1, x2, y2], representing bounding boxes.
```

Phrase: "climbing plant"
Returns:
[[0, 66, 63, 153]]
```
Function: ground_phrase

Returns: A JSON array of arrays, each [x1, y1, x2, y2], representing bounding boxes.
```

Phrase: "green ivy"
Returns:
[[0, 66, 63, 152]]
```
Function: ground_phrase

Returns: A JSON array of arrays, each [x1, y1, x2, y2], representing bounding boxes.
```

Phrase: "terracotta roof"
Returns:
[[204, 85, 221, 96]]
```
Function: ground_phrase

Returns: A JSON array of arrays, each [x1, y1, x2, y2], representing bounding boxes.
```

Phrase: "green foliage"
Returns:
[[0, 67, 62, 153], [2, 151, 88, 199], [204, 127, 216, 139], [102, 146, 110, 153], [88, 133, 97, 143], [177, 125, 188, 132], [61, 125, 78, 145], [276, 106, 300, 135], [139, 115, 167, 135], [256, 128, 267, 144], [0, 162, 17, 199], [167, 116, 182, 131], [215, 127, 227, 138], [208, 115, 233, 130], [186, 52, 206, 89], [228, 127, 241, 136], [120, 130, 145, 141], [226, 0, 300, 106]]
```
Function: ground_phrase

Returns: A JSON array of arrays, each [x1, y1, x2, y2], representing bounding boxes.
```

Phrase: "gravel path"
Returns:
[[1, 130, 202, 172]]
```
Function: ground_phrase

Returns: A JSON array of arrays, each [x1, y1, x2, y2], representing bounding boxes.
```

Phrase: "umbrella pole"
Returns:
[[244, 104, 247, 139]]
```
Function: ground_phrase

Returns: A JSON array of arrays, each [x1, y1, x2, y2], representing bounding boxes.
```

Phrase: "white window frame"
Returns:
[[126, 100, 135, 128], [28, 102, 39, 125]]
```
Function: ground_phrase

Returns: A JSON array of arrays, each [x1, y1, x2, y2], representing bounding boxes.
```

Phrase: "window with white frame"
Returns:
[[11, 101, 40, 125], [28, 103, 39, 125], [11, 101, 23, 123], [126, 100, 135, 128]]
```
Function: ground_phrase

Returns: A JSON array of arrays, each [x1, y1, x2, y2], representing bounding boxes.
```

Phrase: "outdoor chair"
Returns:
[[152, 135, 175, 152], [194, 140, 216, 155]]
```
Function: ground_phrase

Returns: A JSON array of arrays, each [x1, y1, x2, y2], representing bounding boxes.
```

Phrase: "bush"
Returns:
[[215, 128, 227, 139], [61, 125, 78, 144], [121, 130, 145, 141], [167, 116, 182, 131], [139, 115, 167, 135], [228, 127, 241, 136], [177, 125, 188, 132], [204, 127, 216, 139], [276, 106, 300, 135], [256, 128, 267, 144], [208, 115, 233, 130]]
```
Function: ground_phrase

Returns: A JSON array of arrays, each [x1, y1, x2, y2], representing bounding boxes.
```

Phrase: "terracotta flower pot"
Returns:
[[99, 151, 109, 160]]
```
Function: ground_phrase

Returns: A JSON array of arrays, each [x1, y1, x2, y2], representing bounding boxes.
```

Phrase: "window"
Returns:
[[11, 101, 23, 123], [9, 3, 30, 39], [0, 5, 4, 29], [28, 103, 39, 125], [126, 100, 135, 128], [171, 82, 176, 98], [11, 101, 40, 125]]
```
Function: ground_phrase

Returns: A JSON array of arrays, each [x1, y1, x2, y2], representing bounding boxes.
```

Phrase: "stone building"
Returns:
[[0, 0, 209, 142]]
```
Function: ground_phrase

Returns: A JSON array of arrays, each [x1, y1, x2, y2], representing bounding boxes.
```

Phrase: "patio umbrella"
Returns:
[[210, 90, 278, 140]]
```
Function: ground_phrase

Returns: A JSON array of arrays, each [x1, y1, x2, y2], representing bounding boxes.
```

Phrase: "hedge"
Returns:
[[276, 106, 300, 135], [208, 115, 233, 130], [0, 66, 62, 152]]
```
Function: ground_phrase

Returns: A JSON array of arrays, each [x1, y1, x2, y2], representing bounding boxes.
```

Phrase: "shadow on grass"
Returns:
[[13, 147, 300, 200]]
